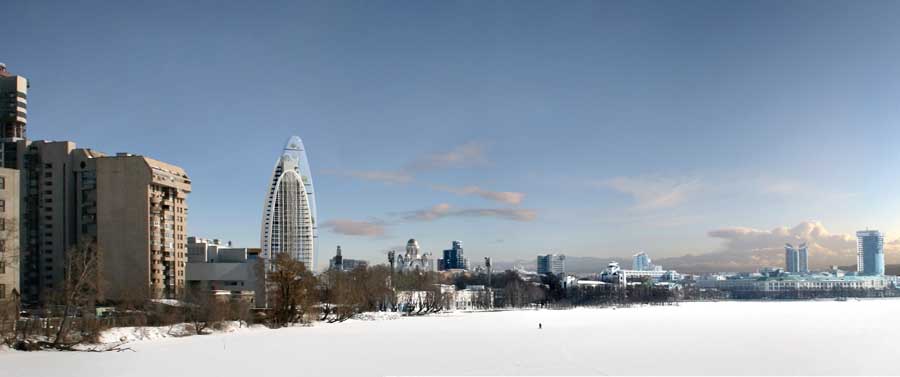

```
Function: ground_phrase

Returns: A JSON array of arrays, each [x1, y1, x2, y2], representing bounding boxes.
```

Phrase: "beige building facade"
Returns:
[[0, 168, 19, 302], [10, 142, 190, 303], [95, 154, 191, 299]]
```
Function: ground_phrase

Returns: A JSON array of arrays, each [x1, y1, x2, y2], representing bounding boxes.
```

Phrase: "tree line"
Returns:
[[2, 247, 684, 351]]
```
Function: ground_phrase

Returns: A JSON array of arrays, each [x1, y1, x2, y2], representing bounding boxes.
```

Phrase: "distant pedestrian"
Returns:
[[538, 323, 542, 330]]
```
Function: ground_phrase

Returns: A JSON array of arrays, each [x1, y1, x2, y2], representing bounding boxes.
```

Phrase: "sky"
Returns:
[[7, 1, 900, 270]]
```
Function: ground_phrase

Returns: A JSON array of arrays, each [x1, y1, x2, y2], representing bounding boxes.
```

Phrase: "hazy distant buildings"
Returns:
[[697, 274, 891, 297], [785, 243, 809, 274], [537, 253, 566, 275], [329, 246, 368, 272], [439, 240, 468, 271], [857, 230, 885, 276], [261, 136, 317, 271]]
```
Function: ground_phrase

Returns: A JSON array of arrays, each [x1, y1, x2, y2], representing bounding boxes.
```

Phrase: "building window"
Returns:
[[0, 284, 5, 299], [0, 200, 4, 213], [0, 176, 5, 190], [0, 218, 4, 231], [0, 261, 5, 274]]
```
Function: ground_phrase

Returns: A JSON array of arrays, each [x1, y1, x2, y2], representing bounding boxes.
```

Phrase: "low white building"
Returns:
[[186, 237, 264, 306], [600, 261, 679, 284]]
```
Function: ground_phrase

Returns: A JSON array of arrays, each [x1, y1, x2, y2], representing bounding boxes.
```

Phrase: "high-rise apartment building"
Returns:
[[261, 136, 317, 271], [857, 230, 884, 276], [94, 154, 191, 299], [537, 253, 566, 275], [13, 142, 190, 303], [0, 64, 27, 143], [798, 243, 809, 274], [785, 243, 810, 274], [16, 142, 102, 303], [785, 243, 799, 273], [0, 168, 19, 302]]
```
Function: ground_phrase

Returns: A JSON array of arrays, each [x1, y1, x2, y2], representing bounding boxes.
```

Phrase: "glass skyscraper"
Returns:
[[856, 230, 884, 276], [261, 136, 318, 271]]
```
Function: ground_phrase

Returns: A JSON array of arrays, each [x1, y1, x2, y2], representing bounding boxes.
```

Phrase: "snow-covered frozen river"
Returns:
[[3, 299, 899, 376]]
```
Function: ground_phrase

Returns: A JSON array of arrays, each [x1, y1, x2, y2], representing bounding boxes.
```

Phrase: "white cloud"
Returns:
[[402, 203, 537, 222], [598, 175, 702, 210], [406, 141, 487, 172], [431, 185, 525, 205], [324, 169, 413, 184], [322, 219, 387, 237]]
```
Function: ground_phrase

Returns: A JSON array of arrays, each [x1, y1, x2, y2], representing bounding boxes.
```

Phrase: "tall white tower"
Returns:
[[261, 136, 318, 271]]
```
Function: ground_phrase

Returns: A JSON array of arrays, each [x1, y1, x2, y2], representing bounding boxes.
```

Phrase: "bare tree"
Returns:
[[52, 239, 103, 348], [267, 253, 318, 327], [183, 289, 228, 335]]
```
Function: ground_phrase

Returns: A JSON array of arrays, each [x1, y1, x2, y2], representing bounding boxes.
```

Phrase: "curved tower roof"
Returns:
[[261, 136, 318, 270]]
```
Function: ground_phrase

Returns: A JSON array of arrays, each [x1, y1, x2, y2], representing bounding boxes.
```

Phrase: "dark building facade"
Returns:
[[439, 240, 468, 271]]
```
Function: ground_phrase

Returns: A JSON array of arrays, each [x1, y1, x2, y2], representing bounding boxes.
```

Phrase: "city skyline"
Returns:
[[8, 1, 900, 270]]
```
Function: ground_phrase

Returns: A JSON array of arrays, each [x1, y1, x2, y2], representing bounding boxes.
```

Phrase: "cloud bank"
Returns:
[[402, 203, 537, 222], [657, 221, 900, 272], [322, 219, 387, 237]]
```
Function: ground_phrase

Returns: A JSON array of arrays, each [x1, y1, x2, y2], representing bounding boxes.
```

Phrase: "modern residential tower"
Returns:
[[856, 230, 884, 276], [261, 136, 317, 271], [785, 243, 808, 274]]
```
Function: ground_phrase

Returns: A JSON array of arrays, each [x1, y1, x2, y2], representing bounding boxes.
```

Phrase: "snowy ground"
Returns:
[[2, 299, 899, 376]]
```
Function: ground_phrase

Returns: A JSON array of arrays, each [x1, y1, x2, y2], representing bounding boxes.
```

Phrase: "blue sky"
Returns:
[[7, 1, 900, 269]]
